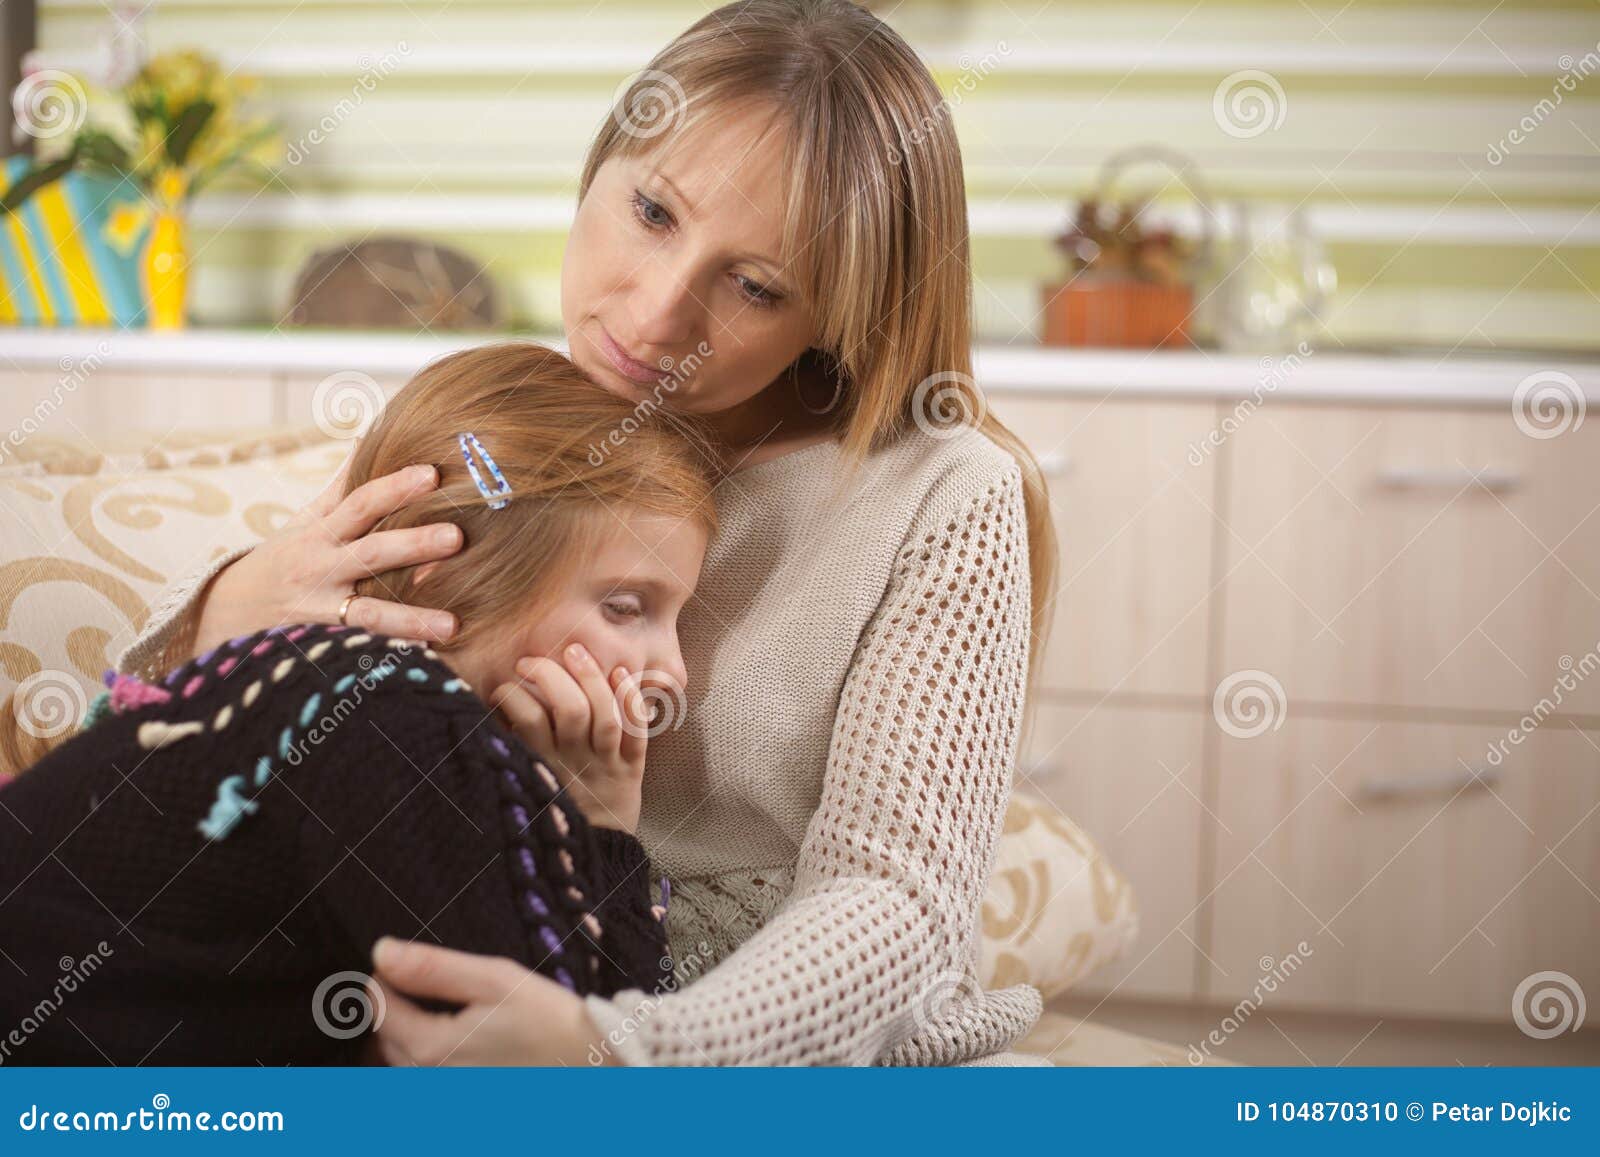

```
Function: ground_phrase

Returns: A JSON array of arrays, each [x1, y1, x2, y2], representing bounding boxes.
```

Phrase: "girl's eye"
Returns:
[[631, 190, 673, 230], [734, 274, 781, 310], [604, 599, 643, 620]]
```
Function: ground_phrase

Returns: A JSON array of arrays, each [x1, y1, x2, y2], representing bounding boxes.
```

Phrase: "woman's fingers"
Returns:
[[371, 937, 521, 1004], [564, 645, 622, 754], [369, 980, 484, 1068], [338, 595, 457, 643], [371, 960, 593, 1067], [340, 523, 462, 579], [322, 463, 439, 544], [368, 980, 429, 1066]]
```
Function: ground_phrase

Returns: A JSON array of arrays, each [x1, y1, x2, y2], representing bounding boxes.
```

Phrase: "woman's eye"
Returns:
[[735, 275, 781, 310], [632, 190, 673, 230], [604, 600, 643, 620]]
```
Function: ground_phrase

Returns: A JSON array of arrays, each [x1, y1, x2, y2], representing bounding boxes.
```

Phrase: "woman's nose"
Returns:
[[629, 260, 697, 348]]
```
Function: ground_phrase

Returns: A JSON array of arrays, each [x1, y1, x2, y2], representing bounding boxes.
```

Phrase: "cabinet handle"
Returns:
[[1376, 466, 1521, 494], [1356, 766, 1500, 802]]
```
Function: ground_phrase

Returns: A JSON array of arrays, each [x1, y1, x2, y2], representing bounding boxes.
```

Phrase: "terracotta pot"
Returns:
[[1040, 279, 1191, 349]]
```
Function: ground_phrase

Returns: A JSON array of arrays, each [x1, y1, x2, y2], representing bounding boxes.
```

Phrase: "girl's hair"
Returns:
[[581, 0, 1059, 685], [346, 342, 719, 653]]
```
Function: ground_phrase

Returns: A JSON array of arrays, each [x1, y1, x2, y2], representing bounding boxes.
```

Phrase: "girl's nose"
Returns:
[[649, 646, 689, 698]]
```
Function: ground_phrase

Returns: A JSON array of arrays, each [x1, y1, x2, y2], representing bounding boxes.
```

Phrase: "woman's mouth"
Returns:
[[595, 325, 667, 386]]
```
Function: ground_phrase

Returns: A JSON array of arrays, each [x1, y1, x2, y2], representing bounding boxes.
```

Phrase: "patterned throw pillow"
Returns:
[[1, 432, 347, 776], [978, 791, 1140, 998]]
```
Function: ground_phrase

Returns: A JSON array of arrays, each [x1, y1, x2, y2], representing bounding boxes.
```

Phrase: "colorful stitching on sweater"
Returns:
[[188, 633, 448, 843], [480, 723, 599, 995]]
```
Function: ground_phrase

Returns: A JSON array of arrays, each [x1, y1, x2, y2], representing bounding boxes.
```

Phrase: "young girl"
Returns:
[[0, 343, 717, 1066]]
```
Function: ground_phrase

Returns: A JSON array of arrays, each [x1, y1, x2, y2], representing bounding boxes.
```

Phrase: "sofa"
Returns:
[[0, 423, 1208, 1065]]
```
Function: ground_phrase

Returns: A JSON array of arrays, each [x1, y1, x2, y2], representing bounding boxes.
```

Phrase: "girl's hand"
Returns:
[[369, 938, 616, 1067], [190, 452, 464, 657], [489, 645, 651, 834]]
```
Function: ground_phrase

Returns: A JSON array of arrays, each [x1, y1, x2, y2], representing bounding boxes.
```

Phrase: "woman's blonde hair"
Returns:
[[347, 342, 718, 653], [581, 0, 1059, 683]]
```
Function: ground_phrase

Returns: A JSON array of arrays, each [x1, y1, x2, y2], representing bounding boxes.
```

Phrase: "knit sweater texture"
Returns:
[[1, 624, 670, 1065], [115, 427, 1044, 1066]]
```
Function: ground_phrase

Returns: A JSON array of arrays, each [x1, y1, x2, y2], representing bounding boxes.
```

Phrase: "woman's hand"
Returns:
[[190, 452, 465, 657], [369, 938, 617, 1067], [489, 645, 651, 833]]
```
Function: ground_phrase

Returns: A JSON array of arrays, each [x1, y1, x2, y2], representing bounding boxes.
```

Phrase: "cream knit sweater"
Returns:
[[116, 425, 1044, 1066]]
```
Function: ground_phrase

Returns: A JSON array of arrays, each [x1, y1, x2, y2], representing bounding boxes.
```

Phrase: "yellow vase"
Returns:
[[142, 212, 188, 330]]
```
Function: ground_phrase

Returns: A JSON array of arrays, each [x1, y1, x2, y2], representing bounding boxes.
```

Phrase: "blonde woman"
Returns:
[[117, 0, 1060, 1066]]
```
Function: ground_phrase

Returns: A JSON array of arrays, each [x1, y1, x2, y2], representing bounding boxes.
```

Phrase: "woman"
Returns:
[[117, 0, 1059, 1066]]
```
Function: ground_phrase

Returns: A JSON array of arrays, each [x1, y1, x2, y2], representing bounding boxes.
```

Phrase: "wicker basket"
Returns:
[[1041, 146, 1215, 350]]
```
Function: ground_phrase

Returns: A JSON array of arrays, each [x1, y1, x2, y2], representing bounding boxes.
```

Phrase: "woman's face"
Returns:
[[561, 106, 817, 417]]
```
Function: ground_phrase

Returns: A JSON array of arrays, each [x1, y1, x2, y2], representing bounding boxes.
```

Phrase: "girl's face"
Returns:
[[446, 507, 708, 700], [560, 105, 817, 420]]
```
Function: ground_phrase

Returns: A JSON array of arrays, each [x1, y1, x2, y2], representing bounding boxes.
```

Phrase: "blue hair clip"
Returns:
[[458, 431, 512, 509]]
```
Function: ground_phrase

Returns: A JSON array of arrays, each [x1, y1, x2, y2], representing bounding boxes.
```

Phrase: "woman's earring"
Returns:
[[794, 353, 844, 416]]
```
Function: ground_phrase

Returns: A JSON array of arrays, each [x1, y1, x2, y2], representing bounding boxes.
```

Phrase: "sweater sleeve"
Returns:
[[585, 826, 674, 996], [115, 544, 254, 682], [583, 463, 1042, 1065], [289, 700, 553, 972], [288, 691, 669, 1000]]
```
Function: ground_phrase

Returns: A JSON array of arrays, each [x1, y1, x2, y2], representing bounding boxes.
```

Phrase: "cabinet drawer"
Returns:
[[989, 394, 1218, 697], [1207, 714, 1600, 1019], [1220, 404, 1600, 714], [1017, 702, 1208, 1000]]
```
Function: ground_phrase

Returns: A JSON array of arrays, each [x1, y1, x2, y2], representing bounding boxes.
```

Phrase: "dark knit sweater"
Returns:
[[0, 623, 671, 1066]]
